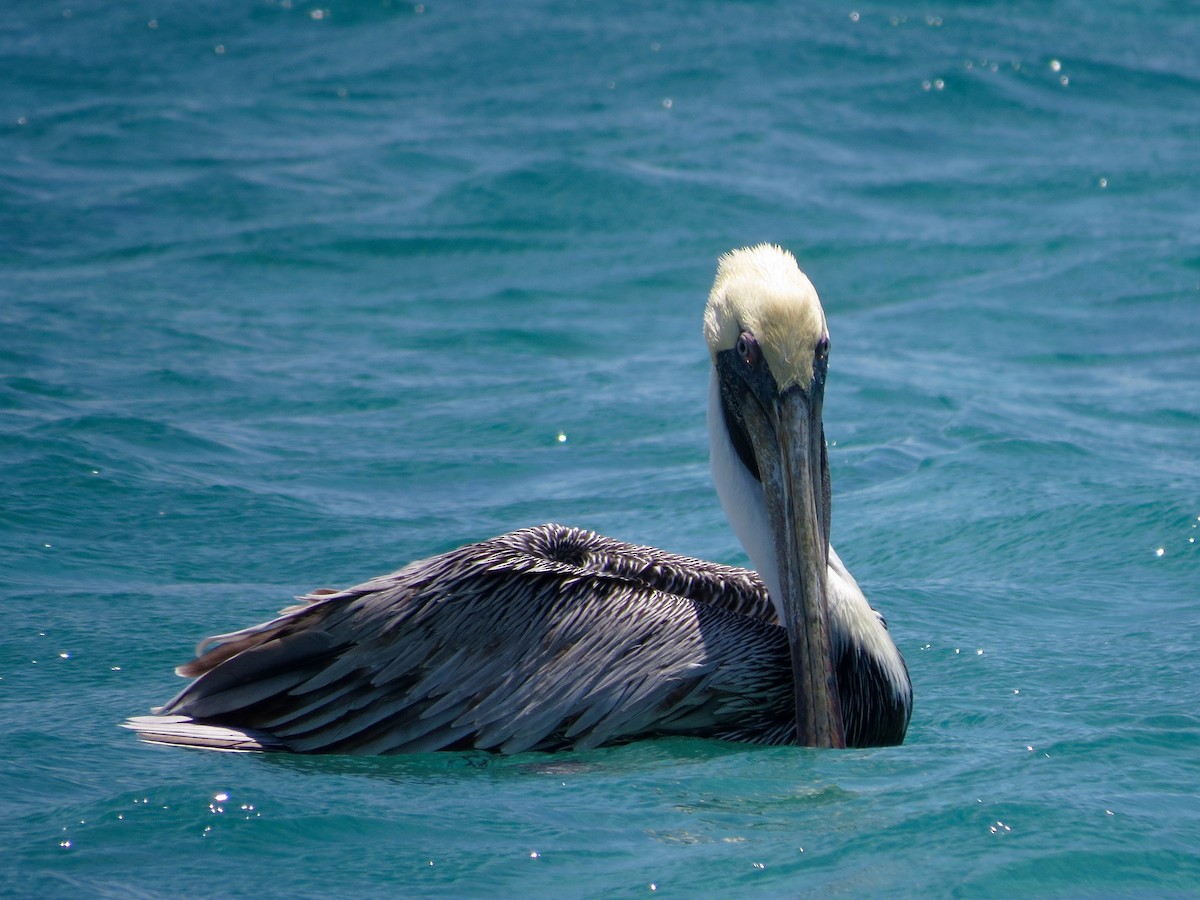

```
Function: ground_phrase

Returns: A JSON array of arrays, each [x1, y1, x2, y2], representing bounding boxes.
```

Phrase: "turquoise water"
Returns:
[[4, 0, 1199, 894]]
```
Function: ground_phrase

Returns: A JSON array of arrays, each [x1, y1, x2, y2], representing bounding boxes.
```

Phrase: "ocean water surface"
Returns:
[[3, 0, 1199, 895]]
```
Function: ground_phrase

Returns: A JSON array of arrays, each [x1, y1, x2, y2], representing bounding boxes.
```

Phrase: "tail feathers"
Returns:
[[122, 715, 288, 753]]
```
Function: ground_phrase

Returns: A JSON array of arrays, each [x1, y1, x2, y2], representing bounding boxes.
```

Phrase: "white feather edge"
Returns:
[[122, 715, 279, 752]]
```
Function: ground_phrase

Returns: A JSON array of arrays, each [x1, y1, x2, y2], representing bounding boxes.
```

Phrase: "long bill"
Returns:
[[742, 382, 846, 748]]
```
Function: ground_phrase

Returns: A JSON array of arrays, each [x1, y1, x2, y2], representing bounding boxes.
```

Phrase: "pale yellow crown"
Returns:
[[703, 244, 828, 390]]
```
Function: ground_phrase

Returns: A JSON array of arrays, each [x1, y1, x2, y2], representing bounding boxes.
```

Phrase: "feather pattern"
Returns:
[[125, 524, 906, 754]]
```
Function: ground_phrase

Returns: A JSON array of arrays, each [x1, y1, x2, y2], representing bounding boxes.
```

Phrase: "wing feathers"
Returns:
[[129, 524, 799, 755], [123, 715, 287, 752]]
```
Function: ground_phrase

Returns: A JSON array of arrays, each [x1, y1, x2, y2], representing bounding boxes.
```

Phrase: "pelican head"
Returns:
[[704, 244, 843, 748]]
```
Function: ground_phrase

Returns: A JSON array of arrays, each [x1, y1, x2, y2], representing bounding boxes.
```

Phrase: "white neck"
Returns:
[[707, 372, 785, 623]]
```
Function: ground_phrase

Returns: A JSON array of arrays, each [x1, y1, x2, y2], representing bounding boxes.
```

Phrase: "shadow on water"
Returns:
[[238, 735, 805, 785]]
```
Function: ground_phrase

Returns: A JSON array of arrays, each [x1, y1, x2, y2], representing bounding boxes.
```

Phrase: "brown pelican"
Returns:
[[125, 244, 911, 754]]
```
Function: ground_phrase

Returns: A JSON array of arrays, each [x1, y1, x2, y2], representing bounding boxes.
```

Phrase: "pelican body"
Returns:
[[127, 245, 911, 754]]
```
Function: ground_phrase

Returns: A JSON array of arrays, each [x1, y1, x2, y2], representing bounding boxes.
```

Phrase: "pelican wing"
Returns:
[[126, 524, 794, 754]]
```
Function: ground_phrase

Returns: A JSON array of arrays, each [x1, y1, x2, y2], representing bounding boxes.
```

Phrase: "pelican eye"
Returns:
[[816, 335, 830, 359], [736, 332, 760, 368]]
